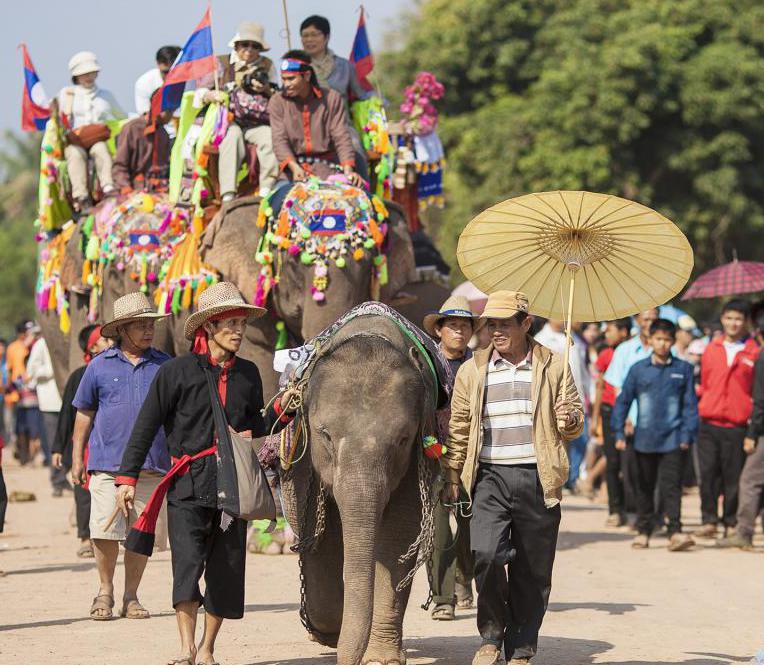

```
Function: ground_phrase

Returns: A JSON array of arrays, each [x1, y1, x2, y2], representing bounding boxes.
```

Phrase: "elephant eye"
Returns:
[[318, 425, 332, 443]]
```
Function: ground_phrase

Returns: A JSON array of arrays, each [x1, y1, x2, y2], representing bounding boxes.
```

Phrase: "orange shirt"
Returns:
[[5, 338, 29, 405]]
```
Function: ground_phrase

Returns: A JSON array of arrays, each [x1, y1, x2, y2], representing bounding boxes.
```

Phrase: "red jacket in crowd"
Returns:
[[698, 337, 760, 428]]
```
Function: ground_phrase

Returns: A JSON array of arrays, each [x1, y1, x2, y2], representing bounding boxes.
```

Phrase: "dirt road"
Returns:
[[0, 460, 760, 665]]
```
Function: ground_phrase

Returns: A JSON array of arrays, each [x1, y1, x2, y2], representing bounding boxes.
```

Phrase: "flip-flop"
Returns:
[[90, 594, 114, 621], [431, 604, 455, 620], [120, 599, 150, 619]]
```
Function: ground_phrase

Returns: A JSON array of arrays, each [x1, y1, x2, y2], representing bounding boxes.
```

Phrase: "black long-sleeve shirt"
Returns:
[[52, 365, 87, 468], [747, 354, 764, 439], [117, 353, 286, 507]]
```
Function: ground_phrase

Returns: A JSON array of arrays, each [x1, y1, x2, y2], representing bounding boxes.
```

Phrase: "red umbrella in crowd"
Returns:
[[682, 259, 764, 300]]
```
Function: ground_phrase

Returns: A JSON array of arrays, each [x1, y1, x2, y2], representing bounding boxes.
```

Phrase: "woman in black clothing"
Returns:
[[115, 282, 296, 665], [52, 325, 110, 558]]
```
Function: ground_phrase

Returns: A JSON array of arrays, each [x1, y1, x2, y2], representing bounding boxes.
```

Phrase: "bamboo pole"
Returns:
[[281, 0, 292, 49]]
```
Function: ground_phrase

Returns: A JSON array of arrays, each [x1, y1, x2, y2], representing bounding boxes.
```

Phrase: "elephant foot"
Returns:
[[307, 628, 339, 649], [362, 646, 406, 665]]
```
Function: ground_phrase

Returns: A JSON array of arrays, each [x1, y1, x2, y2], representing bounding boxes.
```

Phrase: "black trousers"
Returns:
[[697, 422, 747, 527], [74, 483, 91, 540], [168, 500, 248, 619], [430, 481, 473, 605], [601, 404, 625, 515], [634, 448, 683, 536], [0, 466, 7, 533], [471, 464, 560, 661]]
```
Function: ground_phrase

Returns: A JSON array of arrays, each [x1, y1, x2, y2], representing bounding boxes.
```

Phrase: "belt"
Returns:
[[124, 445, 217, 557]]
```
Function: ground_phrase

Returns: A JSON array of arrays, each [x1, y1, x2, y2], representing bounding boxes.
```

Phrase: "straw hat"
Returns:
[[228, 22, 270, 50], [423, 295, 479, 337], [183, 281, 266, 340], [68, 51, 100, 78], [480, 290, 530, 321], [101, 292, 167, 339]]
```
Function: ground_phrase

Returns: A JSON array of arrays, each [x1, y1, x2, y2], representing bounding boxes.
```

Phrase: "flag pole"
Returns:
[[281, 0, 292, 49], [209, 2, 219, 93]]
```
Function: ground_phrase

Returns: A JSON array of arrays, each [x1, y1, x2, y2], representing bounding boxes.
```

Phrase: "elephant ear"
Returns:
[[380, 201, 417, 305], [200, 196, 265, 302]]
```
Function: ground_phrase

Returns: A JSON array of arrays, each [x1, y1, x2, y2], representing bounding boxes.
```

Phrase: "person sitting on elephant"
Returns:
[[423, 295, 478, 622], [269, 50, 363, 193], [112, 89, 173, 193], [196, 22, 279, 202], [58, 51, 125, 212], [115, 282, 297, 665], [442, 290, 584, 665], [299, 14, 371, 176]]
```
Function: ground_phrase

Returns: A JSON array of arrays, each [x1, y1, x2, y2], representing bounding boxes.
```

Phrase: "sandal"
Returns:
[[77, 542, 94, 559], [431, 603, 455, 621], [167, 658, 194, 665], [120, 598, 150, 619], [90, 594, 114, 621], [455, 582, 474, 609]]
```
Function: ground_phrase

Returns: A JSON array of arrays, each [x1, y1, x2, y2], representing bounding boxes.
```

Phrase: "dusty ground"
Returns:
[[0, 459, 761, 665]]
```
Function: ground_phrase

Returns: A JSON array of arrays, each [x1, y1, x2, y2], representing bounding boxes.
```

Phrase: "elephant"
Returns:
[[279, 312, 441, 665], [40, 193, 419, 398]]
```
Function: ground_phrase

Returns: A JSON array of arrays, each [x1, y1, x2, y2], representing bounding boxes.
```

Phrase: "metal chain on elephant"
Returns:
[[395, 445, 436, 593]]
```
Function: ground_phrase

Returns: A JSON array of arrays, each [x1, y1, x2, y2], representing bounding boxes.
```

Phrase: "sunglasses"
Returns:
[[236, 41, 262, 50]]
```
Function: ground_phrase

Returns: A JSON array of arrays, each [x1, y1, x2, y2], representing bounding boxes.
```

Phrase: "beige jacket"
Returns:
[[442, 336, 584, 508]]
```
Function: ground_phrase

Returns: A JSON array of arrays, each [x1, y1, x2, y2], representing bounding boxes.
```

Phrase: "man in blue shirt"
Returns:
[[613, 319, 698, 552], [71, 292, 170, 622]]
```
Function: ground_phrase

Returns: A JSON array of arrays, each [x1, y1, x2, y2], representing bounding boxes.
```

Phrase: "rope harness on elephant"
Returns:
[[269, 306, 450, 637]]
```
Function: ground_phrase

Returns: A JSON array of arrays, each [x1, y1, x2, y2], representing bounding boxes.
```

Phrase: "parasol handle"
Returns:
[[559, 268, 576, 429]]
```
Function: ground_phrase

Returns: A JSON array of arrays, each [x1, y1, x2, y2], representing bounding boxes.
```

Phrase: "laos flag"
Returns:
[[349, 10, 374, 92], [20, 44, 50, 131], [151, 8, 215, 117]]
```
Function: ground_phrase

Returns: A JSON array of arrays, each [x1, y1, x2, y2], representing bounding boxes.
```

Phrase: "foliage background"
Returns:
[[379, 0, 764, 291], [0, 132, 38, 339]]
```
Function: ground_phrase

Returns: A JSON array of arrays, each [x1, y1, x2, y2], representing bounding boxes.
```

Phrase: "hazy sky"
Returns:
[[3, 0, 408, 132]]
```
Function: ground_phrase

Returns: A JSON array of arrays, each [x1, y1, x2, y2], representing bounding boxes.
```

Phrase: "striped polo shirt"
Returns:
[[479, 349, 536, 465]]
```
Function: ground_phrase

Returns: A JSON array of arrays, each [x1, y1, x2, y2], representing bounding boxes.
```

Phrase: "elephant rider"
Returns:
[[197, 22, 279, 203], [267, 49, 364, 213], [112, 89, 173, 193], [70, 292, 171, 622], [442, 290, 583, 665], [423, 295, 478, 622], [58, 51, 125, 212], [114, 282, 297, 665]]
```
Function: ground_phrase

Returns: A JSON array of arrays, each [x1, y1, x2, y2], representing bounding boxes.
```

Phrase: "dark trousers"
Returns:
[[737, 438, 764, 538], [41, 412, 67, 489], [697, 422, 747, 527], [635, 448, 683, 536], [168, 500, 248, 619], [601, 404, 625, 515], [430, 482, 473, 606], [471, 464, 560, 661], [74, 483, 91, 540], [0, 466, 7, 533]]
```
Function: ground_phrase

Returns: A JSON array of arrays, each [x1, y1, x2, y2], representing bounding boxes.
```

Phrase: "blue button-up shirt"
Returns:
[[612, 355, 699, 453], [73, 346, 171, 473]]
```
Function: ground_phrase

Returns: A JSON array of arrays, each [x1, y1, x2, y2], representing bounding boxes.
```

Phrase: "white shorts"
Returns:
[[88, 471, 168, 551]]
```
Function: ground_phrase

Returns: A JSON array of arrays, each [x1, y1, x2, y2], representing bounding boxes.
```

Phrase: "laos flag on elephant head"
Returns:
[[20, 44, 50, 131]]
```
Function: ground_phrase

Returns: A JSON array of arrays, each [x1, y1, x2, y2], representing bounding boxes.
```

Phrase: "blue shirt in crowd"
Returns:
[[611, 355, 698, 454], [72, 346, 171, 473]]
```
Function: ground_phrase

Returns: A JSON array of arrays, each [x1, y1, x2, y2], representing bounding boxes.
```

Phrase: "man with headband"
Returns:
[[268, 49, 363, 188]]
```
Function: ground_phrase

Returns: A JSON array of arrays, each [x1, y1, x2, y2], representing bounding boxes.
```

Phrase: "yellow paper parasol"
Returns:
[[457, 190, 693, 399]]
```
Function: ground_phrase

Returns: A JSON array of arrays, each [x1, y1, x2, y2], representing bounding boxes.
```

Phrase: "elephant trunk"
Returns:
[[333, 476, 384, 665]]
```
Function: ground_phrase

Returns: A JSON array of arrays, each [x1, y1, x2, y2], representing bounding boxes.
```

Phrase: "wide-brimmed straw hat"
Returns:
[[228, 22, 270, 51], [184, 281, 266, 340], [68, 51, 100, 78], [101, 292, 167, 339], [480, 290, 530, 322], [423, 295, 479, 337]]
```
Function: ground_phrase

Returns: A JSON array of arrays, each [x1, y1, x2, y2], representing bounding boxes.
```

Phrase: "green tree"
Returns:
[[0, 131, 40, 339], [379, 0, 764, 280]]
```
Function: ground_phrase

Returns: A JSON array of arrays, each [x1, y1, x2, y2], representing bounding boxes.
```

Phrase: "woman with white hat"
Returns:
[[58, 51, 125, 212]]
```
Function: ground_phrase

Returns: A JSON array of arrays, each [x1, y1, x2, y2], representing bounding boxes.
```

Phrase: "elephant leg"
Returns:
[[363, 457, 422, 665], [302, 496, 344, 648]]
